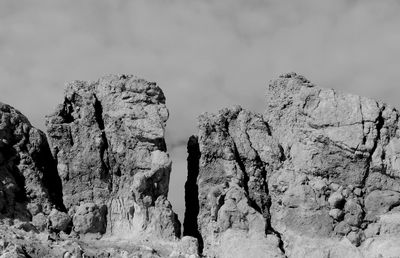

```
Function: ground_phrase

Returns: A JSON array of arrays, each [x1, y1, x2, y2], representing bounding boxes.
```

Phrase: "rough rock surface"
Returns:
[[2, 72, 400, 258], [0, 102, 64, 222], [184, 73, 400, 258], [45, 75, 180, 239], [0, 75, 196, 258]]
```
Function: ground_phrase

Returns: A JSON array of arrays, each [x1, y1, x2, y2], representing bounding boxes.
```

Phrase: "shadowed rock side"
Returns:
[[0, 102, 65, 223], [45, 75, 180, 239], [185, 73, 400, 258]]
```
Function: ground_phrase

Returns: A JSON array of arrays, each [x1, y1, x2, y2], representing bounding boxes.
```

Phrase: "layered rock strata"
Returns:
[[185, 73, 400, 257], [45, 75, 180, 239]]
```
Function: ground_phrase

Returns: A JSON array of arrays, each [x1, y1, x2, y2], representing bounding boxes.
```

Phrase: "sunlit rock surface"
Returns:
[[184, 73, 400, 258], [45, 75, 180, 239]]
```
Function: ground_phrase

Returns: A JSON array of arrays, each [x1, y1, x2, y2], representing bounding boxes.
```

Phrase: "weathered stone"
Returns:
[[346, 230, 363, 247], [31, 213, 47, 232], [185, 73, 400, 257], [364, 223, 380, 238], [0, 103, 64, 221], [45, 75, 180, 239], [329, 208, 344, 221], [48, 209, 70, 232], [364, 190, 400, 221], [72, 203, 106, 234], [183, 106, 285, 257], [344, 199, 364, 227]]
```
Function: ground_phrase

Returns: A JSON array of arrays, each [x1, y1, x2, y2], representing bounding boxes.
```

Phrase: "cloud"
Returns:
[[1, 0, 400, 218]]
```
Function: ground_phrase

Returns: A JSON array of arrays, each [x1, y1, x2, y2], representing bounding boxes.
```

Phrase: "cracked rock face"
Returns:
[[0, 102, 64, 221], [46, 75, 180, 239], [184, 106, 285, 258], [185, 73, 400, 257]]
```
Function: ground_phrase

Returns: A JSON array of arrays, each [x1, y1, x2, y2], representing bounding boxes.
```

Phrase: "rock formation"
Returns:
[[2, 72, 400, 257], [45, 75, 180, 239], [184, 73, 400, 257], [0, 75, 192, 258], [0, 102, 64, 222]]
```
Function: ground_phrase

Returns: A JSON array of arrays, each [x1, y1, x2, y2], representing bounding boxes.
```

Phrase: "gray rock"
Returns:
[[72, 203, 106, 234], [48, 209, 70, 232], [31, 213, 47, 231], [364, 190, 400, 221], [185, 73, 400, 257], [184, 106, 284, 257], [329, 208, 344, 221], [0, 103, 64, 221], [45, 75, 180, 239]]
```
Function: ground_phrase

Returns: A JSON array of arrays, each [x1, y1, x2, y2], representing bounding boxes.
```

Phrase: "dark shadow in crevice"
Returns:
[[265, 182, 286, 255], [93, 95, 111, 182], [37, 133, 67, 212], [60, 97, 74, 123], [183, 136, 204, 254]]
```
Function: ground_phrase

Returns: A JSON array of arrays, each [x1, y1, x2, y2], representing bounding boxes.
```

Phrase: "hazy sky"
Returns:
[[1, 0, 400, 219]]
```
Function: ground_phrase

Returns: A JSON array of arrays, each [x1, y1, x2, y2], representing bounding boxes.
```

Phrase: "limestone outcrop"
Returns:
[[45, 75, 180, 239], [184, 73, 400, 258]]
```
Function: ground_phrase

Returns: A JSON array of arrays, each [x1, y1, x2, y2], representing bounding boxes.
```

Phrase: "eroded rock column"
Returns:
[[46, 75, 180, 239]]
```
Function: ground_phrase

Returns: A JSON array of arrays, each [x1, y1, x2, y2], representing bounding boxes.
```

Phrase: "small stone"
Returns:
[[346, 231, 363, 247], [364, 223, 380, 238], [27, 203, 42, 216], [73, 203, 107, 234], [330, 183, 340, 191], [335, 221, 351, 235], [342, 188, 351, 198], [353, 188, 362, 196], [344, 199, 363, 227], [32, 213, 48, 231], [49, 209, 71, 232], [329, 208, 344, 220]]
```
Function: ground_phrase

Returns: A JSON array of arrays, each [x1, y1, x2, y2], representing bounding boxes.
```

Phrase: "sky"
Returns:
[[1, 0, 400, 220]]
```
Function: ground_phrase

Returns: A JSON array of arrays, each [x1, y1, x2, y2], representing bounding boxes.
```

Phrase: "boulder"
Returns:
[[72, 203, 106, 234], [48, 209, 70, 232]]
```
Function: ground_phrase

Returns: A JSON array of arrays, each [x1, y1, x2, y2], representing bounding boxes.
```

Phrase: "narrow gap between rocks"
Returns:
[[183, 135, 204, 254]]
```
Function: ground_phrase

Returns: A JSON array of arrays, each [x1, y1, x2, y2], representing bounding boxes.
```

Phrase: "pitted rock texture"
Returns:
[[185, 73, 400, 257], [45, 75, 180, 239], [0, 102, 64, 222]]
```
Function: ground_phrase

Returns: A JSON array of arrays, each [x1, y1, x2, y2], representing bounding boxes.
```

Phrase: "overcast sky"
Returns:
[[1, 0, 400, 219]]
